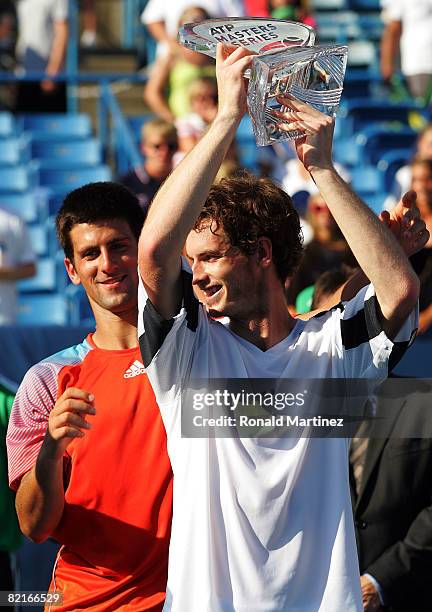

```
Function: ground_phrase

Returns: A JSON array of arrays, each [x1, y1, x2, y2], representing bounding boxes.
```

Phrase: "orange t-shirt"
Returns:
[[7, 335, 173, 611]]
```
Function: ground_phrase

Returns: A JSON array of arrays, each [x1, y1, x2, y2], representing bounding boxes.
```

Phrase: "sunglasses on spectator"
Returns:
[[147, 142, 177, 151]]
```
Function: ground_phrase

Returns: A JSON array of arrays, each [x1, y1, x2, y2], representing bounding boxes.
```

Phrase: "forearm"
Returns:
[[310, 168, 418, 323], [46, 22, 68, 75], [146, 21, 170, 44], [143, 83, 174, 122], [380, 21, 401, 80], [0, 262, 35, 281], [15, 437, 65, 543]]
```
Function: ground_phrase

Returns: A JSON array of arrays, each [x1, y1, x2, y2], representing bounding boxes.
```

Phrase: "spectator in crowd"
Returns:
[[80, 0, 97, 48], [380, 0, 432, 101], [118, 118, 178, 214], [15, 0, 69, 113], [409, 158, 432, 333], [286, 192, 356, 309], [268, 0, 316, 29], [144, 6, 216, 122], [141, 0, 245, 59], [175, 75, 218, 154], [390, 123, 432, 199], [0, 1, 16, 71], [137, 44, 419, 612], [0, 207, 36, 325], [6, 183, 173, 610]]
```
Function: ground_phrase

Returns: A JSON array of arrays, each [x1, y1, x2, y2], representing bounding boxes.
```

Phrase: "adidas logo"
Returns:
[[124, 360, 146, 378]]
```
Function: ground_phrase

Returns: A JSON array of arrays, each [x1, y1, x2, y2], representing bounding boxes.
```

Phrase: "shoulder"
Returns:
[[18, 339, 91, 399]]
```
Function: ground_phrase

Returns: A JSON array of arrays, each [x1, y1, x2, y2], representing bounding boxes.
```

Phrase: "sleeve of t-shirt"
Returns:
[[12, 216, 35, 265], [338, 284, 418, 379], [384, 0, 403, 22], [6, 362, 59, 491], [141, 0, 164, 25], [138, 257, 203, 405], [53, 0, 69, 21]]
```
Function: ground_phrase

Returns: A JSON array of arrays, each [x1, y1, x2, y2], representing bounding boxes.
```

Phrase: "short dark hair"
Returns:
[[193, 172, 303, 282], [56, 182, 145, 261], [311, 265, 353, 309]]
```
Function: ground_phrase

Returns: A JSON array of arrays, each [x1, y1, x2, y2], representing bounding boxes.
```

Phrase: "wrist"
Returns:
[[40, 432, 65, 463], [212, 112, 241, 134], [308, 164, 337, 182]]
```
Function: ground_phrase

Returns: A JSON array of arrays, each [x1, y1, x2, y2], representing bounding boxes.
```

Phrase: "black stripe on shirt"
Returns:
[[341, 295, 382, 350], [139, 268, 199, 367], [139, 299, 175, 368]]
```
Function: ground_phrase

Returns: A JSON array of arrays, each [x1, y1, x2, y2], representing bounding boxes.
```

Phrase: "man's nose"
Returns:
[[191, 261, 207, 286], [100, 248, 119, 273]]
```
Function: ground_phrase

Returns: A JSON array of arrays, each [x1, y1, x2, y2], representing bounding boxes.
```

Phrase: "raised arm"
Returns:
[[275, 96, 419, 338], [139, 45, 253, 319]]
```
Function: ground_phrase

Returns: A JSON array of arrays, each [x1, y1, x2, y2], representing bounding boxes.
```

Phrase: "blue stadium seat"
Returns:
[[312, 0, 348, 9], [339, 99, 422, 137], [0, 190, 49, 224], [346, 40, 377, 68], [348, 0, 380, 10], [355, 126, 417, 165], [39, 165, 112, 195], [18, 113, 92, 141], [333, 138, 362, 167], [17, 294, 71, 326], [31, 139, 102, 167], [0, 137, 30, 166], [18, 257, 66, 293], [28, 225, 49, 257], [0, 165, 39, 192], [0, 112, 15, 138], [377, 149, 412, 193], [350, 166, 382, 194]]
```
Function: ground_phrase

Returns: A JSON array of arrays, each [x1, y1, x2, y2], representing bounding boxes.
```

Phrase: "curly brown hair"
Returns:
[[193, 172, 303, 283]]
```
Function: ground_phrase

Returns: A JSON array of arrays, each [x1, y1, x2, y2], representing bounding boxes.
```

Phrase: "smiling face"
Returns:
[[64, 219, 139, 317], [185, 222, 268, 319]]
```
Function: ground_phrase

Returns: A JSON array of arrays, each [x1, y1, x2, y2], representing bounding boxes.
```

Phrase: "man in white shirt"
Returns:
[[380, 0, 432, 99], [0, 208, 36, 325], [141, 0, 245, 58], [15, 0, 69, 112], [137, 45, 419, 611]]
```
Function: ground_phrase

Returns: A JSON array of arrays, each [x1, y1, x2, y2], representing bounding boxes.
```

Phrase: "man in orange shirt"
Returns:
[[6, 182, 173, 611]]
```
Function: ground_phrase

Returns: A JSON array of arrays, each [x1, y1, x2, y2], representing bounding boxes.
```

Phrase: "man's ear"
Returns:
[[257, 236, 272, 269], [64, 258, 81, 286]]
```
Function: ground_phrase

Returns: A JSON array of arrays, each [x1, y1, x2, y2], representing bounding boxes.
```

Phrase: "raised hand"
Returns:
[[380, 190, 429, 257], [215, 43, 254, 123], [45, 387, 96, 459], [272, 94, 335, 172]]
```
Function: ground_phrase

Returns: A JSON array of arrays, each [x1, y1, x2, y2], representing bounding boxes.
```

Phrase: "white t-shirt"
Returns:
[[141, 0, 245, 37], [0, 209, 35, 325], [138, 260, 417, 612], [16, 0, 68, 71], [385, 0, 432, 76]]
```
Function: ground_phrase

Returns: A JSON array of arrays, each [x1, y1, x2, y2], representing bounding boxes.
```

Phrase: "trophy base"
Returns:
[[247, 44, 348, 146]]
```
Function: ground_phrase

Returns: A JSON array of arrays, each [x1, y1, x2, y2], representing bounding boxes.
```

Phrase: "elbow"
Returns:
[[387, 274, 420, 320], [18, 517, 50, 544]]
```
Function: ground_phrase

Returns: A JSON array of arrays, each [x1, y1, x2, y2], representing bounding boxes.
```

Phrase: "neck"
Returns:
[[228, 285, 295, 351], [92, 307, 138, 350]]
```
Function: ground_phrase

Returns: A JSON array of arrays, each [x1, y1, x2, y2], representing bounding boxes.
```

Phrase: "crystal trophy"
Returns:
[[178, 18, 348, 146]]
